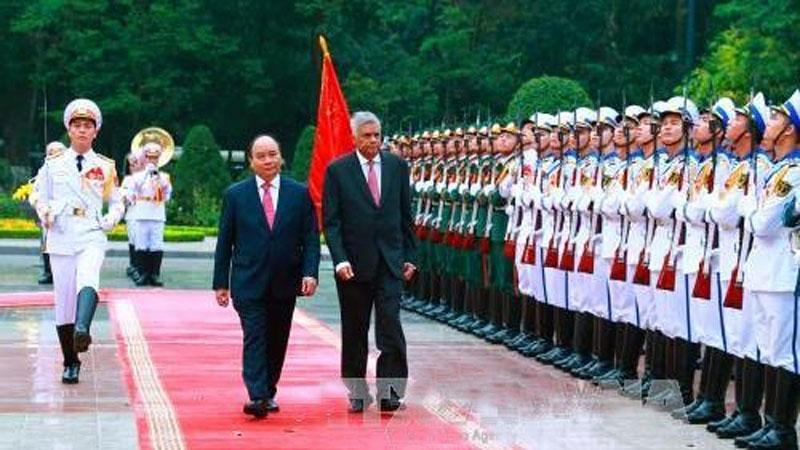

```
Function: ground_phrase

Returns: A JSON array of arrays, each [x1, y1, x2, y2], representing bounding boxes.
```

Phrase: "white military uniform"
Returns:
[[572, 149, 603, 316], [513, 147, 538, 298], [710, 150, 772, 358], [131, 165, 172, 251], [33, 147, 123, 325], [599, 149, 634, 323], [742, 149, 800, 372], [647, 149, 687, 338], [622, 148, 655, 329]]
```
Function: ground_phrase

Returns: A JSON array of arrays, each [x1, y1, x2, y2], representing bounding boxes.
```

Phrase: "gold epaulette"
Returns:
[[96, 153, 115, 164], [46, 148, 65, 160]]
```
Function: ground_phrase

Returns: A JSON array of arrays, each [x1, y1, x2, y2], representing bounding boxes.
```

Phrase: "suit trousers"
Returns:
[[233, 295, 296, 401], [336, 259, 408, 400]]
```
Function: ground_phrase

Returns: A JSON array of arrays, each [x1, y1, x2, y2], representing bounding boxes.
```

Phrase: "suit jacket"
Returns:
[[323, 150, 416, 282], [213, 175, 320, 301]]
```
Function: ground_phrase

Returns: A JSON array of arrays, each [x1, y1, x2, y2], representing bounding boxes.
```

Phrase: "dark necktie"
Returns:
[[76, 154, 84, 172]]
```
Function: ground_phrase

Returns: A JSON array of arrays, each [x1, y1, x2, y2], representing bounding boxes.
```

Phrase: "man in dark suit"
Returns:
[[323, 111, 417, 413], [213, 135, 320, 419]]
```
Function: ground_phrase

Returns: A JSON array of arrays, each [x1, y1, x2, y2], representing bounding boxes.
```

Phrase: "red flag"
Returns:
[[308, 36, 354, 226]]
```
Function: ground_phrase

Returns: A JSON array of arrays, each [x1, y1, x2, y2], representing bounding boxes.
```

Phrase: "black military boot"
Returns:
[[409, 272, 431, 311], [38, 253, 53, 284], [56, 324, 80, 384], [431, 274, 452, 320], [748, 368, 799, 450], [487, 293, 514, 344], [708, 356, 744, 432], [477, 290, 502, 339], [523, 302, 553, 357], [718, 358, 764, 439], [672, 347, 712, 419], [590, 319, 620, 383], [133, 250, 150, 286], [468, 288, 491, 334], [125, 244, 136, 278], [685, 349, 731, 424], [74, 287, 99, 353], [509, 297, 535, 351], [733, 364, 774, 447], [149, 250, 164, 287], [559, 312, 592, 372]]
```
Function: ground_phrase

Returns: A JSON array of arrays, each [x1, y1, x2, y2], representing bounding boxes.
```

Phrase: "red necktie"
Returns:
[[262, 182, 275, 229], [367, 160, 380, 206]]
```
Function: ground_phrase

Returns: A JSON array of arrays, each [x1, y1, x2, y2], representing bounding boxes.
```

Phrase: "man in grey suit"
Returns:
[[323, 112, 417, 413]]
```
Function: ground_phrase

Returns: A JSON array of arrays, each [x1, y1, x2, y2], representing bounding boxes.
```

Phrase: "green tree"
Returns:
[[289, 125, 315, 183], [170, 125, 231, 225], [506, 76, 593, 118], [684, 0, 800, 105]]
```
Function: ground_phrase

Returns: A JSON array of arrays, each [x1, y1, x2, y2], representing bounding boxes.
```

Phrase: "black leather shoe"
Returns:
[[243, 400, 268, 418], [586, 361, 615, 380], [522, 340, 552, 357], [716, 412, 762, 439], [266, 398, 279, 412], [379, 394, 404, 413], [707, 413, 735, 433], [748, 424, 798, 450], [685, 400, 725, 424], [61, 362, 80, 384], [671, 397, 704, 420], [537, 346, 570, 364], [734, 423, 772, 448], [348, 396, 374, 413]]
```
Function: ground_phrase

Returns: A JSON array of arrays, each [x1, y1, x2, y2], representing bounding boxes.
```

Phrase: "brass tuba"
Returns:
[[130, 127, 175, 168]]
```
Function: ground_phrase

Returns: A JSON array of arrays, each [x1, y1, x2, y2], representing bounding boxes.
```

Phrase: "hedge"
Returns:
[[0, 219, 213, 242]]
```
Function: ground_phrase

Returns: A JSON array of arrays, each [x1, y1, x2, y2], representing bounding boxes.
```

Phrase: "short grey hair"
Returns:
[[351, 111, 381, 137]]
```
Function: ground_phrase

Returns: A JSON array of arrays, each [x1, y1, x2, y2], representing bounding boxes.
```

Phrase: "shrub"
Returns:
[[0, 193, 31, 219], [506, 76, 593, 119], [170, 125, 231, 225]]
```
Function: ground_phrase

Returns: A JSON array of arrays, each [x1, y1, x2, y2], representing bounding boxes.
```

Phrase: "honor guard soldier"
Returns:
[[555, 107, 597, 372], [620, 101, 668, 400], [470, 126, 497, 337], [707, 92, 772, 440], [580, 106, 625, 383], [506, 115, 541, 352], [644, 96, 700, 410], [519, 113, 558, 358], [598, 106, 645, 386], [459, 126, 489, 333], [736, 89, 800, 450], [32, 99, 124, 384], [536, 112, 576, 365], [129, 127, 174, 287], [121, 147, 146, 280]]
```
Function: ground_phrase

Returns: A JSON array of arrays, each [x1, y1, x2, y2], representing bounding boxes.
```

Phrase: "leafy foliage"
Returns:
[[506, 77, 593, 120], [169, 125, 230, 225], [289, 125, 315, 183]]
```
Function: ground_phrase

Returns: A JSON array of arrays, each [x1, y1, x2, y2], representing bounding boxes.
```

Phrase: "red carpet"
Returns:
[[5, 289, 471, 449]]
